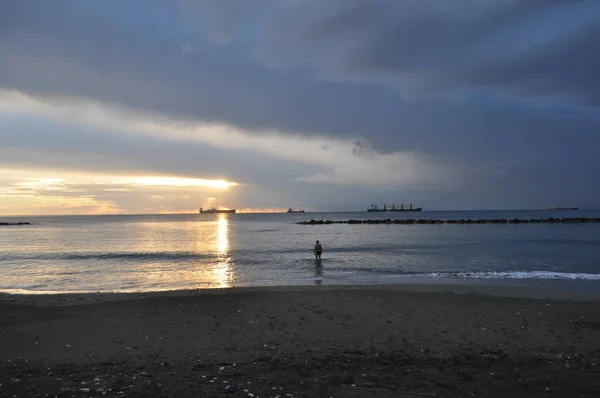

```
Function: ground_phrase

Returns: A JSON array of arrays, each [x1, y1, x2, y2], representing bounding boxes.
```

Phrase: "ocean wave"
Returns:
[[65, 252, 214, 261], [391, 271, 600, 280], [1, 251, 214, 262]]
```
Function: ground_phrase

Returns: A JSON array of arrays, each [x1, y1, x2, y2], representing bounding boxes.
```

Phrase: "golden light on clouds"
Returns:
[[16, 178, 67, 191], [0, 168, 240, 216], [126, 176, 238, 188], [0, 193, 123, 215], [0, 90, 438, 188]]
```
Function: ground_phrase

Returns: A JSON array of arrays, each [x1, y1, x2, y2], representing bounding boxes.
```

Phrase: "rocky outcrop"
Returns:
[[297, 218, 600, 225], [0, 222, 31, 226]]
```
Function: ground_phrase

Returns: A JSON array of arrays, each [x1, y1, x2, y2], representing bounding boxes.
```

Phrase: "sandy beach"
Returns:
[[2, 284, 600, 397]]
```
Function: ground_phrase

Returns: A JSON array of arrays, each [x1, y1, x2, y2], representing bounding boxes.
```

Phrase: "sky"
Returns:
[[1, 0, 599, 215]]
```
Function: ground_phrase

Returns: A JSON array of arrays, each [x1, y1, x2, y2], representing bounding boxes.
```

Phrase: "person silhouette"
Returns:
[[314, 240, 323, 260]]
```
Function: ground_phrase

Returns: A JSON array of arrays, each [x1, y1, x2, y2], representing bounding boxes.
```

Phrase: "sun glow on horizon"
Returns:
[[236, 208, 290, 214], [0, 168, 241, 215], [126, 176, 238, 188]]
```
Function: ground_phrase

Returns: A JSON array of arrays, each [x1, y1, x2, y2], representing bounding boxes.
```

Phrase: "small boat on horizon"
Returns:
[[367, 203, 422, 212], [548, 206, 578, 210], [287, 208, 305, 213], [199, 207, 236, 214]]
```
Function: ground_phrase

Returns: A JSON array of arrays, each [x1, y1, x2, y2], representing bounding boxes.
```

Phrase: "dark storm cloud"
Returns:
[[285, 0, 600, 106], [1, 0, 599, 208], [1, 1, 598, 144]]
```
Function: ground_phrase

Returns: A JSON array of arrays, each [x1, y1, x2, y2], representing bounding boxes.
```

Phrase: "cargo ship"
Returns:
[[287, 208, 305, 213], [367, 203, 422, 212], [548, 206, 578, 210], [199, 207, 236, 214]]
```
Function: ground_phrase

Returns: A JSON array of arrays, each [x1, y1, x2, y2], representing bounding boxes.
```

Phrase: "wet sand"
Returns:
[[2, 284, 600, 397]]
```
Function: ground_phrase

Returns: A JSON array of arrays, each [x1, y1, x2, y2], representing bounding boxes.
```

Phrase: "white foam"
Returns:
[[404, 271, 600, 280], [467, 271, 600, 280]]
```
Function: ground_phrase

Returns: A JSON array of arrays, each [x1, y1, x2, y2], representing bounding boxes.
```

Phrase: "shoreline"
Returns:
[[3, 283, 600, 396], [3, 278, 600, 305]]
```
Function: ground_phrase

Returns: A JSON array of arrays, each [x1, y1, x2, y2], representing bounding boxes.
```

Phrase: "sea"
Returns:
[[2, 210, 600, 294]]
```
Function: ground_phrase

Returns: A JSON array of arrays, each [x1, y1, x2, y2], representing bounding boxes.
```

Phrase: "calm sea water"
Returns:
[[2, 210, 600, 294]]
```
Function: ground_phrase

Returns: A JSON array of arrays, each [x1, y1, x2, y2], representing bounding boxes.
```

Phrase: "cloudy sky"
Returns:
[[1, 0, 599, 215]]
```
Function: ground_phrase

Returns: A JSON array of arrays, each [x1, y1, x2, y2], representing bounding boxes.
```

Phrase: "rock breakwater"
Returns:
[[0, 222, 31, 226], [297, 217, 600, 225]]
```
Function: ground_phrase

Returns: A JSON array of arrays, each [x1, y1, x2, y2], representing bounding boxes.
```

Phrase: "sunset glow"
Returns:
[[0, 169, 240, 215], [126, 177, 238, 189], [236, 208, 291, 214]]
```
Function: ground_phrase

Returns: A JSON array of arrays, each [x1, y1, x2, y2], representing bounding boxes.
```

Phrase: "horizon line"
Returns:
[[0, 208, 594, 218]]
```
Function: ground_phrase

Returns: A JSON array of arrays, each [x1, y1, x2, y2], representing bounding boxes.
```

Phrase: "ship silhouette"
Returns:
[[367, 203, 422, 212], [199, 207, 236, 214]]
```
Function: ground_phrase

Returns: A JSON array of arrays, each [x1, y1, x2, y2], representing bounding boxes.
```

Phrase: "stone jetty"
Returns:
[[0, 222, 31, 226], [297, 217, 600, 225]]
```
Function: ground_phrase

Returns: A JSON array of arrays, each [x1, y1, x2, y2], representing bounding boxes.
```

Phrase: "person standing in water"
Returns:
[[314, 240, 323, 260]]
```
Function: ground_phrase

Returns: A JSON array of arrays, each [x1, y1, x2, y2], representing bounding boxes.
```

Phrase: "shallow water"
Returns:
[[1, 210, 600, 293]]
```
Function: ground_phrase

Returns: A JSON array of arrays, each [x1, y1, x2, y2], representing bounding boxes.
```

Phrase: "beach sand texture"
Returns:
[[2, 285, 600, 397]]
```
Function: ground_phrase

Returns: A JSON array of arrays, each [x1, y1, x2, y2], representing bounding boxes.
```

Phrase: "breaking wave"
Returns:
[[394, 271, 600, 280]]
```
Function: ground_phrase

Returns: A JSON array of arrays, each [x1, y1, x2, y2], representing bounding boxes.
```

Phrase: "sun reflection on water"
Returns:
[[213, 214, 232, 287]]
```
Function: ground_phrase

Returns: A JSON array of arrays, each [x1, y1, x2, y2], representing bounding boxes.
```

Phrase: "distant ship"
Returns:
[[548, 206, 578, 210], [367, 204, 386, 212], [367, 203, 422, 212], [199, 207, 236, 214], [287, 208, 305, 213]]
